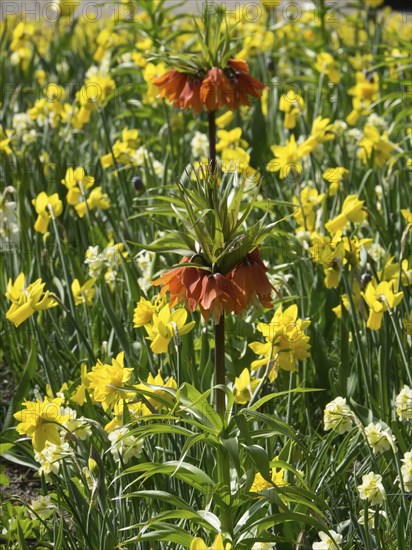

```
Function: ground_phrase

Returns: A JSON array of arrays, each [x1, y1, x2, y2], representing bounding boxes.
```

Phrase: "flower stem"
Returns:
[[215, 315, 226, 416], [208, 110, 217, 173]]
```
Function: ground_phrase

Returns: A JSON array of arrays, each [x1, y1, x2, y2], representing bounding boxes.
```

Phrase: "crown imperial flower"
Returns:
[[153, 58, 266, 113]]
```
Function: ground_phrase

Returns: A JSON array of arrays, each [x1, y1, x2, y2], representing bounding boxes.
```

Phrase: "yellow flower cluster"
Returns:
[[61, 166, 110, 218], [5, 273, 57, 327], [134, 298, 195, 354], [249, 304, 311, 380], [267, 117, 336, 179]]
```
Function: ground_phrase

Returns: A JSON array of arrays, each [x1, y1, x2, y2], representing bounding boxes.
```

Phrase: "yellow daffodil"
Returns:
[[401, 209, 412, 227], [315, 52, 341, 84], [61, 167, 95, 205], [216, 110, 234, 128], [310, 232, 346, 288], [346, 72, 379, 125], [71, 363, 90, 405], [234, 368, 261, 404], [5, 273, 57, 327], [71, 278, 96, 306], [134, 371, 178, 410], [343, 235, 372, 269], [0, 136, 12, 156], [292, 186, 325, 233], [87, 352, 133, 410], [143, 62, 167, 104], [32, 192, 63, 234], [322, 167, 349, 196], [190, 539, 208, 550], [190, 533, 231, 550], [216, 127, 251, 172], [250, 457, 288, 492], [221, 147, 250, 172], [267, 135, 306, 179], [14, 397, 68, 451], [93, 27, 122, 62], [302, 117, 336, 153], [216, 128, 247, 152], [133, 297, 157, 327], [121, 127, 139, 149], [363, 280, 404, 330], [75, 187, 111, 218], [144, 304, 195, 354], [279, 90, 305, 130], [104, 397, 153, 432], [78, 74, 116, 112], [325, 194, 367, 234], [358, 125, 395, 168], [250, 305, 311, 379]]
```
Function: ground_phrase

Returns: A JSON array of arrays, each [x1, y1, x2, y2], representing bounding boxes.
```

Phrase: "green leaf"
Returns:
[[250, 388, 324, 411], [243, 444, 271, 483], [178, 383, 223, 433]]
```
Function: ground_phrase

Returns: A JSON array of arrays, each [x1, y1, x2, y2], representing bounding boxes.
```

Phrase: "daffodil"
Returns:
[[302, 116, 336, 153], [364, 422, 394, 454], [143, 62, 167, 104], [250, 457, 288, 492], [325, 194, 367, 234], [134, 371, 178, 410], [71, 278, 96, 306], [190, 533, 231, 550], [222, 147, 251, 172], [343, 235, 372, 270], [324, 397, 353, 434], [401, 209, 412, 227], [358, 472, 386, 505], [267, 135, 305, 179], [362, 280, 403, 330], [322, 167, 349, 196], [78, 73, 116, 112], [32, 192, 63, 234], [250, 304, 311, 379], [312, 530, 343, 550], [216, 110, 234, 128], [396, 385, 412, 421], [108, 427, 143, 464], [0, 136, 12, 156], [358, 125, 395, 168], [400, 451, 412, 491], [5, 273, 57, 327], [234, 368, 261, 404], [144, 304, 195, 354], [378, 258, 412, 287], [61, 167, 95, 205], [74, 187, 111, 218], [34, 440, 71, 479], [292, 186, 325, 233], [70, 363, 90, 405], [279, 89, 305, 129], [133, 297, 157, 327], [310, 232, 346, 288], [346, 72, 379, 125], [87, 352, 133, 410], [216, 127, 247, 151], [14, 397, 69, 451], [315, 52, 341, 84]]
